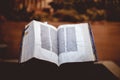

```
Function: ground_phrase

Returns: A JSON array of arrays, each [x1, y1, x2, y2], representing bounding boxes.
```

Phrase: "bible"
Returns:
[[20, 20, 97, 66]]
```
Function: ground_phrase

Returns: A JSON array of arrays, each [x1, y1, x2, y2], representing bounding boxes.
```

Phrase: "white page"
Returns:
[[20, 21, 35, 63], [33, 21, 58, 65], [58, 23, 96, 65], [20, 20, 58, 64]]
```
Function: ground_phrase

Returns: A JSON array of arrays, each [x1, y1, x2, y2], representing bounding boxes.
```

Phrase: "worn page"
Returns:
[[58, 23, 96, 65], [33, 21, 58, 65]]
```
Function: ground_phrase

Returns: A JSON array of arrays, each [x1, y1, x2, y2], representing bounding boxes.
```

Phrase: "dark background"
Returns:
[[0, 0, 120, 66]]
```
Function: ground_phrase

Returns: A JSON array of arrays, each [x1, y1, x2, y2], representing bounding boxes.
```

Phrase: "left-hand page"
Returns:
[[20, 20, 58, 65]]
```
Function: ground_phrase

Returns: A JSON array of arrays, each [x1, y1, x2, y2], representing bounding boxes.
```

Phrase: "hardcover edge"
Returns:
[[88, 23, 98, 62], [18, 25, 30, 63]]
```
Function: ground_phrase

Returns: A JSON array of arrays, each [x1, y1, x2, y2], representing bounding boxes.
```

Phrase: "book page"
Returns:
[[58, 23, 96, 65], [33, 21, 58, 65], [20, 20, 58, 65], [20, 22, 35, 63]]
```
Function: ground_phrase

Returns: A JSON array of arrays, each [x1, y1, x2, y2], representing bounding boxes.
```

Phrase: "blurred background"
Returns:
[[0, 0, 120, 66]]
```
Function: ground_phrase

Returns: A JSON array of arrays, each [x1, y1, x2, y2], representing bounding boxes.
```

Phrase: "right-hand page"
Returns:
[[58, 23, 97, 65]]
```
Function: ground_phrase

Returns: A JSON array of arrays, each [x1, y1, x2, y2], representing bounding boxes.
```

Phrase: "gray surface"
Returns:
[[41, 25, 50, 51], [50, 28, 58, 54], [58, 28, 65, 54], [66, 27, 77, 52]]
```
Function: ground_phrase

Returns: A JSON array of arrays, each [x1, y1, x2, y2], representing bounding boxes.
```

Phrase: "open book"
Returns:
[[20, 20, 97, 66]]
